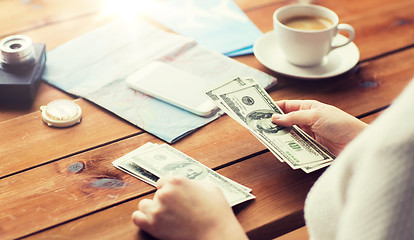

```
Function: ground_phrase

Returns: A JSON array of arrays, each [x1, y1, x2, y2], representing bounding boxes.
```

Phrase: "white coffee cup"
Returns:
[[273, 4, 355, 67]]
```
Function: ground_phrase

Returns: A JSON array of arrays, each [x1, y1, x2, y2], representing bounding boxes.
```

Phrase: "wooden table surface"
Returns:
[[1, 0, 413, 239]]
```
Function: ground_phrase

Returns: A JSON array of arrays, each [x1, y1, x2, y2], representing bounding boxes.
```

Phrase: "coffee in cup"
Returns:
[[281, 16, 333, 31], [273, 4, 355, 67]]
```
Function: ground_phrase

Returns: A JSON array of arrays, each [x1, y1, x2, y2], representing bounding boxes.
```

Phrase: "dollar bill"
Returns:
[[113, 142, 254, 206], [220, 84, 334, 167], [294, 127, 336, 172], [112, 142, 160, 186], [128, 143, 255, 206], [206, 77, 335, 172], [206, 77, 255, 108], [206, 77, 285, 162]]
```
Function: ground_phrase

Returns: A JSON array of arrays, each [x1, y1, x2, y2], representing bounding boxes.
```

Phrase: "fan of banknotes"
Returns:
[[113, 77, 335, 206], [113, 142, 255, 206], [205, 77, 336, 173]]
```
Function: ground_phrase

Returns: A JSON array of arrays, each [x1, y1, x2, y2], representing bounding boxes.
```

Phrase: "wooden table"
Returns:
[[1, 0, 413, 239]]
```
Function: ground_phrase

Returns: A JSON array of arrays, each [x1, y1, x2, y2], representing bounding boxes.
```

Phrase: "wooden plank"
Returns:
[[340, 0, 414, 61], [0, 134, 158, 240], [2, 107, 387, 239], [1, 1, 411, 171], [243, 0, 414, 61], [235, 0, 286, 10], [1, 41, 412, 180], [20, 152, 321, 240], [361, 111, 384, 124], [15, 13, 117, 52], [0, 13, 117, 122], [0, 1, 411, 240], [268, 111, 381, 239], [0, 113, 265, 239], [0, 5, 118, 122], [0, 83, 72, 122], [0, 99, 140, 178], [0, 0, 410, 120], [0, 0, 105, 37], [267, 111, 383, 240], [0, 0, 277, 121], [0, 0, 275, 38], [266, 46, 414, 117], [274, 226, 309, 240], [2, 0, 412, 58]]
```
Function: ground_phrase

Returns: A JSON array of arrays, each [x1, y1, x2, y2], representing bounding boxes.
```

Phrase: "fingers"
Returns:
[[132, 210, 151, 230], [155, 176, 188, 205], [132, 198, 154, 230], [275, 100, 321, 113], [138, 198, 153, 212], [156, 176, 167, 189], [273, 100, 324, 127], [157, 176, 187, 189], [272, 110, 317, 127]]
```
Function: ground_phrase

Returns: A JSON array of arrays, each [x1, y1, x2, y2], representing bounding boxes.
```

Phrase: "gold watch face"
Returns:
[[41, 99, 82, 127]]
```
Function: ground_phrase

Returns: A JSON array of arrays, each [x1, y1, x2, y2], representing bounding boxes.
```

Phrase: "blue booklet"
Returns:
[[145, 0, 262, 56]]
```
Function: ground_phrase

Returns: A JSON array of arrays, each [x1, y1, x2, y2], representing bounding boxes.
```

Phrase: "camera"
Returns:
[[0, 35, 46, 103]]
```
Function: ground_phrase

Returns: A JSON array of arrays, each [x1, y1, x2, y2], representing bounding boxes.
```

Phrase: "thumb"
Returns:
[[272, 110, 316, 127]]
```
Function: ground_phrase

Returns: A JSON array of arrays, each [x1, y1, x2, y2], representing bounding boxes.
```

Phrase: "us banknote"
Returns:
[[112, 142, 160, 186], [206, 77, 286, 162], [113, 143, 254, 206], [206, 77, 335, 172]]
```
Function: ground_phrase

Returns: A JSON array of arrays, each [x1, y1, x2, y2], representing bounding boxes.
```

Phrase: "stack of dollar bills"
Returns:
[[205, 77, 336, 173], [112, 142, 255, 206]]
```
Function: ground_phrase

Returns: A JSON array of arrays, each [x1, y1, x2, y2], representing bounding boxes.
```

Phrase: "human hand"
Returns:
[[272, 100, 367, 156], [132, 176, 248, 240]]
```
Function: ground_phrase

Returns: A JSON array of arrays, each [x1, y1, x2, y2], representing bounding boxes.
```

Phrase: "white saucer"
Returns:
[[253, 31, 360, 79]]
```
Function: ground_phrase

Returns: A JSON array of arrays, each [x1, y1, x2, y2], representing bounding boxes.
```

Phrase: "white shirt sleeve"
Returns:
[[304, 79, 414, 240]]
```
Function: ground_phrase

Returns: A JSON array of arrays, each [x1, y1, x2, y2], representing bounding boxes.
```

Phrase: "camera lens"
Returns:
[[10, 43, 23, 49], [0, 35, 35, 69]]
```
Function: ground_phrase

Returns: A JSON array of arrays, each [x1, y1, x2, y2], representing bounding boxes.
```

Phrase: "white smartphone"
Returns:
[[126, 61, 218, 117]]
